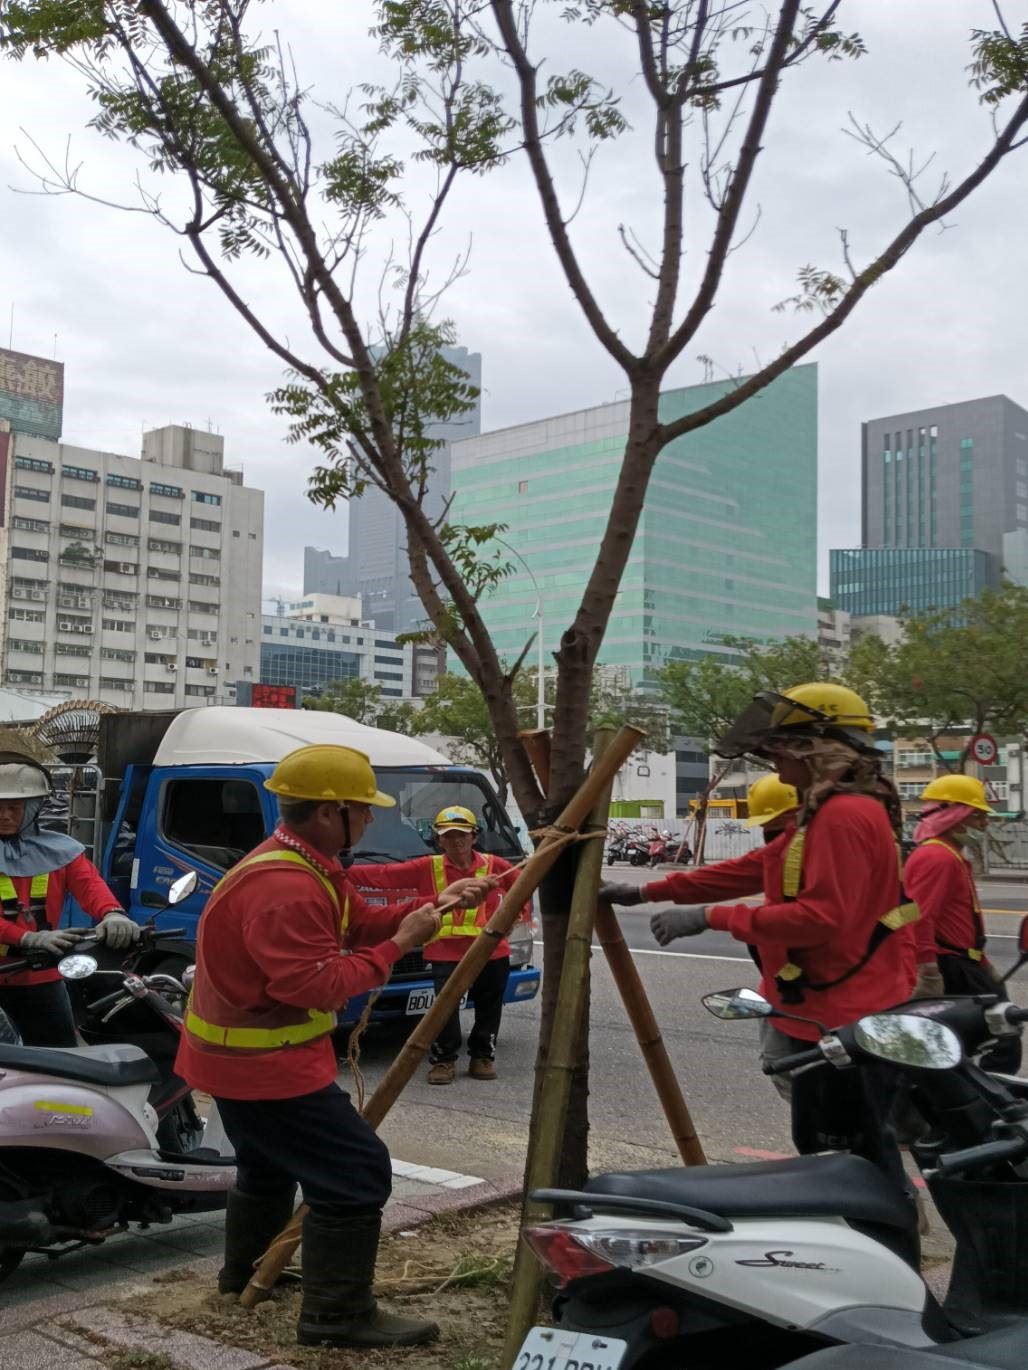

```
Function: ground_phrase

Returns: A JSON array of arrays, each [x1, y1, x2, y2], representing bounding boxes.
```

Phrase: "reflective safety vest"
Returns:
[[0, 872, 49, 914], [774, 827, 920, 1004], [184, 847, 350, 1055], [425, 854, 492, 943], [920, 838, 986, 961]]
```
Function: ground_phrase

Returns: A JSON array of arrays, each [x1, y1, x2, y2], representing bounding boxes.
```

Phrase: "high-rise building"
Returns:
[[449, 365, 818, 681], [830, 546, 995, 618], [304, 346, 482, 632], [0, 359, 263, 708]]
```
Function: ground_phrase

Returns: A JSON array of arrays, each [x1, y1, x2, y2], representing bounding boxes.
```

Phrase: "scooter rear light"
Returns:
[[650, 1306, 681, 1340], [522, 1225, 615, 1285]]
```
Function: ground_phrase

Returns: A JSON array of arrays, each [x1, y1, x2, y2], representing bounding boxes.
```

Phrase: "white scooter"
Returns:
[[0, 871, 235, 1286], [514, 973, 1028, 1370]]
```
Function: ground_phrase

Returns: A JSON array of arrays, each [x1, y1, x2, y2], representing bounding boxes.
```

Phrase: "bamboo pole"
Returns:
[[594, 899, 707, 1165], [502, 730, 618, 1366], [239, 724, 646, 1308]]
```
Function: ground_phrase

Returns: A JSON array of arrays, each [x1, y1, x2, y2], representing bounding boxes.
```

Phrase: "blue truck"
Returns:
[[62, 706, 539, 1025]]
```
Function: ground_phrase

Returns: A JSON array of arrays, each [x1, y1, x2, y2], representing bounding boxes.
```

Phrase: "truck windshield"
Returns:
[[350, 768, 523, 863]]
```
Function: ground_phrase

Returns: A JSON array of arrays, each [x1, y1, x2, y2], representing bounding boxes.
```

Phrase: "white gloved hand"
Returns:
[[650, 905, 709, 946], [94, 911, 142, 950], [20, 927, 85, 956]]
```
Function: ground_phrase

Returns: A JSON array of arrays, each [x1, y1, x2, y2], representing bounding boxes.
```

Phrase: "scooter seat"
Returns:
[[0, 1041, 160, 1086], [586, 1153, 912, 1230]]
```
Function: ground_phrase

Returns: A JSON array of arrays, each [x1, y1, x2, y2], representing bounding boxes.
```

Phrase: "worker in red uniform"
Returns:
[[352, 804, 528, 1085], [175, 745, 492, 1351], [905, 774, 1021, 1073], [605, 685, 917, 1188], [600, 773, 800, 1091], [0, 756, 140, 1046]]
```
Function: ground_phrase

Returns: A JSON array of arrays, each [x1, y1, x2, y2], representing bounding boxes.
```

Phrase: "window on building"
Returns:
[[147, 567, 180, 582], [12, 516, 49, 533], [106, 473, 142, 490], [150, 509, 181, 526], [53, 672, 90, 688], [1019, 505, 1028, 523], [147, 594, 182, 610], [150, 482, 184, 499], [9, 608, 44, 624], [190, 517, 221, 532], [55, 642, 91, 657], [57, 614, 93, 633], [101, 647, 136, 662], [145, 680, 176, 694], [518, 480, 529, 493], [107, 502, 140, 519], [232, 529, 241, 538], [104, 558, 138, 575], [7, 639, 43, 655], [188, 600, 218, 615], [189, 573, 221, 587], [160, 776, 265, 871], [148, 538, 182, 555], [12, 547, 49, 562], [61, 493, 96, 511], [14, 485, 51, 503], [15, 456, 53, 474], [6, 670, 44, 685], [102, 618, 134, 633], [192, 491, 222, 506], [105, 530, 140, 548], [62, 465, 99, 483], [960, 437, 974, 449], [190, 545, 220, 560], [99, 676, 133, 692]]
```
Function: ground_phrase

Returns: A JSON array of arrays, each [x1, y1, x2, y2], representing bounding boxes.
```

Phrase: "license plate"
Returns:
[[405, 988, 435, 1014], [513, 1325, 627, 1370]]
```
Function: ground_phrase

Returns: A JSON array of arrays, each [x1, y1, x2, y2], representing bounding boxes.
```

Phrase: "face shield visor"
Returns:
[[713, 691, 880, 763]]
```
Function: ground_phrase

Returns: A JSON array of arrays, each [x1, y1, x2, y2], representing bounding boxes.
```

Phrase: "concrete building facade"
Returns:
[[304, 346, 482, 632], [259, 593, 441, 700], [0, 419, 263, 708]]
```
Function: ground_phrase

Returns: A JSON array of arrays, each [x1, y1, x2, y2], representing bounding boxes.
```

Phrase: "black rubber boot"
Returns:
[[218, 1186, 297, 1298], [296, 1209, 439, 1348]]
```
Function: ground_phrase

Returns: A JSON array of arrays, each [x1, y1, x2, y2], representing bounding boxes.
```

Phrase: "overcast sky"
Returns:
[[2, 1, 1026, 605]]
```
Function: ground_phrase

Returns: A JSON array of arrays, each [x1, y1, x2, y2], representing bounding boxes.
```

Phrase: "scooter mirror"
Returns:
[[702, 987, 773, 1020], [58, 953, 99, 981], [168, 871, 199, 905], [855, 1012, 962, 1070]]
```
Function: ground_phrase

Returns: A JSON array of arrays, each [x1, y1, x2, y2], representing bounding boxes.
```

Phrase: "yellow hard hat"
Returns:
[[264, 745, 395, 806], [771, 682, 875, 734], [743, 775, 800, 829], [433, 805, 478, 832], [920, 774, 995, 814]]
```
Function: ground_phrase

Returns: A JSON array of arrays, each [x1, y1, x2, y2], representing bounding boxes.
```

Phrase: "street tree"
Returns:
[[856, 585, 1028, 772], [657, 634, 826, 746], [307, 676, 419, 733], [6, 1, 1028, 1180]]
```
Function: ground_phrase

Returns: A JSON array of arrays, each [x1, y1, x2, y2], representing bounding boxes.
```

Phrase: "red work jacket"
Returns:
[[0, 855, 121, 987], [642, 828, 794, 907], [174, 829, 429, 1100], [704, 794, 916, 1041], [351, 851, 527, 962], [905, 838, 988, 967]]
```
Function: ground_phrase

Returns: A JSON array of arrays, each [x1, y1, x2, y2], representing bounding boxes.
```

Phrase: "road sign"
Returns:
[[969, 733, 998, 766]]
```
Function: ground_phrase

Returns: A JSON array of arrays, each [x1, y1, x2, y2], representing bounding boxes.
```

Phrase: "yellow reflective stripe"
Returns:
[[0, 873, 48, 902], [880, 901, 920, 931], [777, 961, 804, 981], [968, 948, 984, 962], [213, 848, 347, 933], [429, 860, 491, 942], [430, 855, 446, 895], [781, 830, 805, 899], [185, 1007, 335, 1049]]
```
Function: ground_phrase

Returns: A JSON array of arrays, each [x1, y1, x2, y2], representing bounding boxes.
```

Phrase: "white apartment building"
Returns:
[[0, 421, 263, 709]]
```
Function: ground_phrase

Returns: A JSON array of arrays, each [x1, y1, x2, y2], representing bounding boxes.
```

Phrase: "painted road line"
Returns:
[[536, 940, 748, 963]]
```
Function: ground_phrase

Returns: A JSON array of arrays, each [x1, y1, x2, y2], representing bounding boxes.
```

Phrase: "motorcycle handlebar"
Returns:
[[764, 1045, 825, 1075], [934, 1135, 1028, 1177], [88, 986, 131, 1014]]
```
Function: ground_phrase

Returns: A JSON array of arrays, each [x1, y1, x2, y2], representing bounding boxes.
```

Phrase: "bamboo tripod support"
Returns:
[[501, 730, 619, 1365], [238, 723, 646, 1308]]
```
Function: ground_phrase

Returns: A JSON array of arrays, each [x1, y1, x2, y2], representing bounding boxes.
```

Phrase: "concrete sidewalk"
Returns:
[[0, 1158, 522, 1364]]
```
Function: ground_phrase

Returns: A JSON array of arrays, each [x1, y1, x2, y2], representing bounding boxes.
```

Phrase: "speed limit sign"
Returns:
[[969, 733, 998, 766]]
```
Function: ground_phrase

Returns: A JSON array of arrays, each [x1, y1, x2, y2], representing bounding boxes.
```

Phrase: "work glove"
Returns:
[[913, 963, 945, 999], [94, 911, 142, 950], [598, 882, 645, 907], [20, 927, 85, 956], [651, 905, 708, 946]]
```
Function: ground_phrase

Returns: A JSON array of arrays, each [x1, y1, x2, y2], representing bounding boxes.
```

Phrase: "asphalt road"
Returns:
[[370, 866, 1028, 1199]]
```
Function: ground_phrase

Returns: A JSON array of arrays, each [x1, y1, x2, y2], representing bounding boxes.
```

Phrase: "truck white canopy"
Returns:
[[152, 707, 452, 769]]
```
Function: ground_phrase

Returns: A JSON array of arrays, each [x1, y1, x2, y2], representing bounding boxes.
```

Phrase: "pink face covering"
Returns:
[[913, 803, 977, 844]]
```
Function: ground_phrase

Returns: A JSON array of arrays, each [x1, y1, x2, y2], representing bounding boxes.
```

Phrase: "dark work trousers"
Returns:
[[939, 954, 1023, 1074], [0, 980, 77, 1047], [428, 956, 510, 1064], [215, 1084, 392, 1220], [791, 1058, 910, 1197]]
